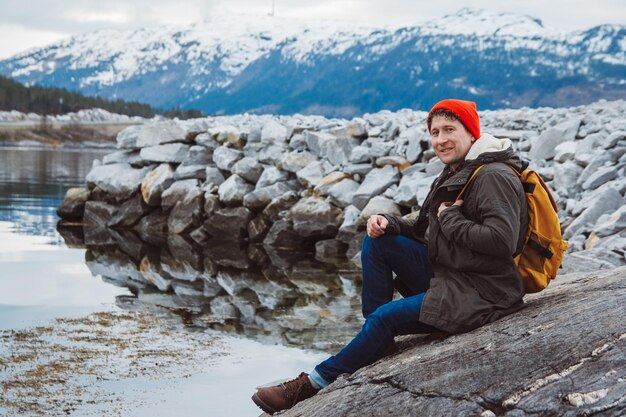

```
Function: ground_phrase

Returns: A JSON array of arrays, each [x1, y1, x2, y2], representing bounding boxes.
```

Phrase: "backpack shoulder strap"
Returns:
[[456, 164, 486, 200]]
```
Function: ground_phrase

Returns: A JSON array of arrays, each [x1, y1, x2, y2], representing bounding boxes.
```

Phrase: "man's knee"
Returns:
[[367, 302, 398, 330], [361, 234, 393, 256]]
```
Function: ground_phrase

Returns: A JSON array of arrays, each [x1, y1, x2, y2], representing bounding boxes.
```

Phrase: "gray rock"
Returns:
[[353, 165, 401, 210], [168, 186, 203, 234], [564, 187, 623, 239], [552, 160, 583, 198], [404, 128, 423, 163], [258, 143, 287, 164], [161, 179, 201, 211], [349, 146, 372, 163], [296, 161, 325, 188], [204, 167, 226, 188], [306, 131, 360, 165], [328, 179, 360, 208], [257, 166, 290, 189], [203, 193, 220, 216], [283, 267, 626, 417], [336, 205, 361, 243], [394, 170, 426, 207], [554, 141, 578, 163], [173, 164, 207, 181], [194, 132, 220, 150], [425, 158, 445, 176], [213, 146, 243, 171], [347, 121, 368, 139], [243, 183, 292, 211], [369, 140, 394, 158], [57, 188, 90, 220], [133, 209, 168, 243], [368, 125, 382, 136], [579, 154, 612, 184], [84, 201, 116, 225], [314, 172, 352, 196], [140, 143, 190, 163], [141, 163, 175, 206], [289, 133, 308, 151], [116, 125, 143, 149], [261, 120, 288, 144], [279, 150, 318, 173], [602, 130, 626, 149], [86, 163, 152, 200], [204, 207, 253, 240], [290, 197, 344, 238], [103, 149, 142, 165], [208, 124, 242, 147], [593, 205, 626, 237], [108, 193, 148, 228], [263, 191, 299, 221], [262, 220, 303, 249], [529, 118, 581, 160], [561, 251, 620, 274], [180, 145, 213, 166], [218, 174, 254, 206], [116, 121, 186, 149], [359, 196, 401, 223], [247, 214, 272, 243], [343, 163, 374, 176], [232, 157, 263, 183], [582, 166, 619, 190]]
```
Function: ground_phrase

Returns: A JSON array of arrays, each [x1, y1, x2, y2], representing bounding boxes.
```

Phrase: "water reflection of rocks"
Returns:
[[58, 225, 364, 351]]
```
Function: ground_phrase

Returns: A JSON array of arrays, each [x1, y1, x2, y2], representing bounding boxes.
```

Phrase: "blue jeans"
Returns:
[[310, 234, 438, 388]]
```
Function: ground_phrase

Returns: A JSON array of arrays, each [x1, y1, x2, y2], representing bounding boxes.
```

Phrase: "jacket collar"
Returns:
[[437, 133, 524, 189]]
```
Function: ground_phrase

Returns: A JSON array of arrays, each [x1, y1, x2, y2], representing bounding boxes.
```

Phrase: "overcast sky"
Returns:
[[0, 0, 624, 59]]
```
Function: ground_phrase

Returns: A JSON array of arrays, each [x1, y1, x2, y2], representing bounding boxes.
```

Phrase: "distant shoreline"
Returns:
[[0, 121, 136, 149]]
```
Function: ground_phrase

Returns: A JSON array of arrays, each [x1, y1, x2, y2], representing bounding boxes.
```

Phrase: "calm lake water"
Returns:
[[0, 146, 363, 417]]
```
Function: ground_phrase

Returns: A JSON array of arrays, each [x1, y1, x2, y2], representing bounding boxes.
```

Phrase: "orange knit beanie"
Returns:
[[428, 99, 481, 140]]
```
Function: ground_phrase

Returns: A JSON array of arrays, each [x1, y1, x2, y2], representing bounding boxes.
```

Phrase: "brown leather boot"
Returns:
[[252, 372, 320, 415]]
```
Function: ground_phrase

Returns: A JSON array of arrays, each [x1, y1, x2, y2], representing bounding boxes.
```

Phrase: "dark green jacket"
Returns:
[[383, 144, 529, 333]]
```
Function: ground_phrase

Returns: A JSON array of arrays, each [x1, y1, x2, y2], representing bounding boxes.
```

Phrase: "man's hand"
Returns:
[[437, 199, 463, 218], [366, 215, 389, 238]]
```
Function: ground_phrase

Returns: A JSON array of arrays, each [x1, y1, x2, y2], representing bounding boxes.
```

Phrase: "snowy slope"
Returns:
[[1, 8, 624, 116]]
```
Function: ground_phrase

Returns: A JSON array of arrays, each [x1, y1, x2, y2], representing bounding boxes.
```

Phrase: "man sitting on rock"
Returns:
[[252, 99, 529, 415]]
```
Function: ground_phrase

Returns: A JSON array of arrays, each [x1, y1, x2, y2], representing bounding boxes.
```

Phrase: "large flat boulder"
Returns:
[[290, 197, 344, 238], [284, 267, 626, 417], [86, 163, 152, 200], [117, 121, 187, 149]]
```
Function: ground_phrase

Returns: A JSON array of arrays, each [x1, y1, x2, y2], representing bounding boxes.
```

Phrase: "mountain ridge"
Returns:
[[1, 8, 624, 117]]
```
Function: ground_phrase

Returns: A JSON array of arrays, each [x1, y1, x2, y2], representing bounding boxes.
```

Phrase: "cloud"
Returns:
[[0, 0, 624, 59], [0, 24, 68, 59]]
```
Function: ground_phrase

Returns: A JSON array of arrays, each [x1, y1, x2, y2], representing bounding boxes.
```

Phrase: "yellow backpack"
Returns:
[[460, 165, 568, 293]]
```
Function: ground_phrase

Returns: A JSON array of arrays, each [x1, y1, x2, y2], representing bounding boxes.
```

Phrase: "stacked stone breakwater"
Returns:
[[58, 100, 626, 272]]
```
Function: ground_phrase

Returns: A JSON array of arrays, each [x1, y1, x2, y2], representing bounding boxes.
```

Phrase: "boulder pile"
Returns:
[[58, 100, 626, 270]]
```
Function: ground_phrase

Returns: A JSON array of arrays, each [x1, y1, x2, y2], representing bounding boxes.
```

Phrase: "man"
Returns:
[[252, 99, 529, 415]]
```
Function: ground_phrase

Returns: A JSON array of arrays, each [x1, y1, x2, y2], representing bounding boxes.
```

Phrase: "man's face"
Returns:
[[429, 115, 475, 170]]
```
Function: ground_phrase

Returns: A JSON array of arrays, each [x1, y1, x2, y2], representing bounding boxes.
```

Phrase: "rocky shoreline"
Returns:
[[57, 100, 626, 271], [0, 108, 145, 148]]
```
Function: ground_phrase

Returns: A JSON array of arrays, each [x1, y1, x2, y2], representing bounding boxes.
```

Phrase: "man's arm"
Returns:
[[438, 169, 522, 257]]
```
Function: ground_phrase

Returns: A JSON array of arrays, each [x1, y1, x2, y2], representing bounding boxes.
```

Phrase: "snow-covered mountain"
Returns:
[[1, 8, 624, 117]]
